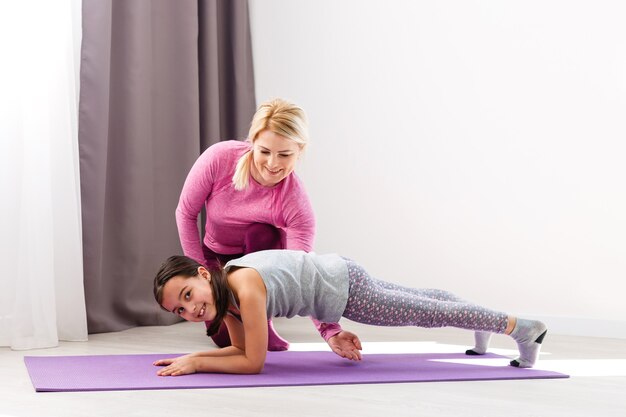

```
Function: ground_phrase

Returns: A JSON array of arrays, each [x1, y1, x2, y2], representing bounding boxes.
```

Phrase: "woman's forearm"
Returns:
[[175, 206, 205, 263]]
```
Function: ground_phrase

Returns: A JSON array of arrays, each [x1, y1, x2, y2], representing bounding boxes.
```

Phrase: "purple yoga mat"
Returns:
[[24, 351, 568, 392]]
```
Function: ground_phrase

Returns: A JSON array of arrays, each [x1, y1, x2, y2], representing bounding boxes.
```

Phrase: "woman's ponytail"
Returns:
[[232, 149, 253, 191]]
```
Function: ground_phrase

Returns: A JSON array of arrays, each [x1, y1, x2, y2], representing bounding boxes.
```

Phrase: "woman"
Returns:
[[176, 98, 361, 356]]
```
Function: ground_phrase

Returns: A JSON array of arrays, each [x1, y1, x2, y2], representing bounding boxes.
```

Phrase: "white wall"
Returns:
[[248, 0, 626, 338]]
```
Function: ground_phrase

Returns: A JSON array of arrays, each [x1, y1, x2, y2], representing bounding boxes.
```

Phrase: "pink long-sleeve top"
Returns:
[[176, 140, 316, 264]]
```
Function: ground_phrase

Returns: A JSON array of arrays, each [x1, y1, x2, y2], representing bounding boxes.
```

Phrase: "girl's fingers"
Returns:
[[354, 338, 363, 350], [157, 366, 175, 376]]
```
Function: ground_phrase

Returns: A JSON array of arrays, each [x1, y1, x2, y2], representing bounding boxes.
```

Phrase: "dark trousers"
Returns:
[[202, 223, 285, 347], [202, 223, 284, 269]]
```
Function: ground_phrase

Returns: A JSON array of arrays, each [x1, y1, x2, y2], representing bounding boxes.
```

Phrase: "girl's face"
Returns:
[[160, 268, 216, 322], [250, 129, 301, 187]]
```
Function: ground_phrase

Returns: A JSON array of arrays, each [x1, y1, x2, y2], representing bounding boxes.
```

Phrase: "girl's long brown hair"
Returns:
[[153, 255, 231, 336]]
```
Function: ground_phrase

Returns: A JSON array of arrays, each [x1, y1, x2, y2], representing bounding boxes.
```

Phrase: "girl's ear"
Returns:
[[198, 266, 211, 282]]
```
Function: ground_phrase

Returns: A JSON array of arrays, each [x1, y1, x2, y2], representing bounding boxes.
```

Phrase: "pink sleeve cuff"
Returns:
[[311, 318, 343, 342]]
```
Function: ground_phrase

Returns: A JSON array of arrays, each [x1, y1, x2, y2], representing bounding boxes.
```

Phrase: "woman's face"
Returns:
[[160, 268, 216, 322], [250, 129, 301, 187]]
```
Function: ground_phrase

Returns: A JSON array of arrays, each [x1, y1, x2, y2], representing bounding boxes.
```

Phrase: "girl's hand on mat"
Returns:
[[154, 355, 197, 376], [328, 331, 363, 361]]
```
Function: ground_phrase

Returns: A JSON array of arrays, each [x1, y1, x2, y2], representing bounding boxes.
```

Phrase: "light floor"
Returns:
[[1, 317, 625, 417]]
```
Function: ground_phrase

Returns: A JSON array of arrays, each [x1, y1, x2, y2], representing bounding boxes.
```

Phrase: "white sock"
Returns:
[[509, 319, 547, 368], [465, 331, 492, 355]]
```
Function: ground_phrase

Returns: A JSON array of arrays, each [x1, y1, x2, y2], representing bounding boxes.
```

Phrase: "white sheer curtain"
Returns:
[[0, 0, 87, 349]]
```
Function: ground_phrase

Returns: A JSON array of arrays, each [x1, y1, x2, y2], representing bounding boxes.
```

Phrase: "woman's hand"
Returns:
[[328, 330, 363, 361], [154, 354, 198, 376]]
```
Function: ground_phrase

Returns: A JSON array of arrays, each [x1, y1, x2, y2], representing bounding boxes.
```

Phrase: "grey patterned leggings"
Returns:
[[342, 260, 509, 333]]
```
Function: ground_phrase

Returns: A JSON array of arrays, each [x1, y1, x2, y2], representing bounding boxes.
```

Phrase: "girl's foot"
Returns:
[[509, 319, 547, 368], [465, 331, 492, 355]]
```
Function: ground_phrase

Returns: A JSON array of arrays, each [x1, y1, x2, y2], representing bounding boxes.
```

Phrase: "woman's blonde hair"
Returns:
[[232, 98, 309, 190]]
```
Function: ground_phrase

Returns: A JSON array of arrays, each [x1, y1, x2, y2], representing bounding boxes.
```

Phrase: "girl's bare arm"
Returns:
[[156, 268, 268, 375]]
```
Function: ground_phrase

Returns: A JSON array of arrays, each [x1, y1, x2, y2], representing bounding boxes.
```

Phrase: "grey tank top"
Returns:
[[224, 250, 349, 322]]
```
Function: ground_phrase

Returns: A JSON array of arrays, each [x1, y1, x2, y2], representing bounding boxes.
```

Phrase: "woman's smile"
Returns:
[[250, 129, 301, 187], [265, 167, 283, 175]]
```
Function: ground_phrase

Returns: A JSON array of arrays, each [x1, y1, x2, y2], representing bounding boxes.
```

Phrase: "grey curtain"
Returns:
[[79, 0, 256, 333]]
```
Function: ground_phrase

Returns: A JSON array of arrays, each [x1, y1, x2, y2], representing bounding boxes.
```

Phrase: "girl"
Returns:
[[176, 98, 358, 353], [153, 251, 547, 376]]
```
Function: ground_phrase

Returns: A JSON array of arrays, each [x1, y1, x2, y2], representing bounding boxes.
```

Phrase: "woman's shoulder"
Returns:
[[197, 140, 251, 175], [210, 139, 251, 151], [278, 171, 309, 195], [276, 173, 314, 217], [204, 140, 250, 159]]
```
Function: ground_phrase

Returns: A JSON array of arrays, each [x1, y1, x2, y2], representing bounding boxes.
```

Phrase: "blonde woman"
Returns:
[[176, 98, 361, 359]]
